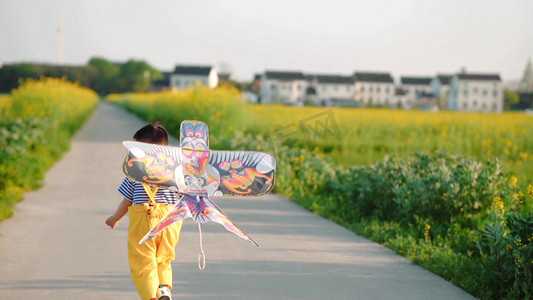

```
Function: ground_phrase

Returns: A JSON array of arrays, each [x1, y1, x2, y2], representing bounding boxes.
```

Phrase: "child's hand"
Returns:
[[105, 215, 119, 229]]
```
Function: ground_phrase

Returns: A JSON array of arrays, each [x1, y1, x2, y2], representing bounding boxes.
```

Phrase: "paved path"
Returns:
[[0, 102, 477, 299]]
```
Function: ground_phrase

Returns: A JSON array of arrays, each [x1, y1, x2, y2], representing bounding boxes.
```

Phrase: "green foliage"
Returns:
[[476, 213, 533, 299], [504, 89, 520, 110], [0, 78, 99, 221], [0, 58, 162, 95], [87, 57, 121, 95]]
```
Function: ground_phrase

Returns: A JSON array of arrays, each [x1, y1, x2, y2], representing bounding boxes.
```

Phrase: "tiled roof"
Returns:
[[308, 74, 355, 84], [457, 73, 501, 81], [354, 72, 394, 83], [400, 76, 432, 85], [264, 71, 305, 80], [174, 65, 212, 76]]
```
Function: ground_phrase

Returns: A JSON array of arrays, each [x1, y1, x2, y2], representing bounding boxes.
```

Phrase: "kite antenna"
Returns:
[[198, 223, 206, 270]]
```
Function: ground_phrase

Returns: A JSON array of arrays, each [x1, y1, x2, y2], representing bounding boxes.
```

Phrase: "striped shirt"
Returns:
[[118, 178, 178, 206]]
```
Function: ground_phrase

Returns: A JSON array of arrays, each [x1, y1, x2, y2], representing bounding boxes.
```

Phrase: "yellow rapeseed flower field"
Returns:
[[108, 90, 533, 186], [249, 105, 533, 185], [0, 94, 13, 119]]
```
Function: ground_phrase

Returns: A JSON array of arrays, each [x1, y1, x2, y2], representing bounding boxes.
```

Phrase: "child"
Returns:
[[106, 121, 183, 300]]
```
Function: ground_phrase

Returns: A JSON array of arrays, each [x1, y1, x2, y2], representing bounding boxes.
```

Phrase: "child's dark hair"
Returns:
[[133, 121, 169, 145]]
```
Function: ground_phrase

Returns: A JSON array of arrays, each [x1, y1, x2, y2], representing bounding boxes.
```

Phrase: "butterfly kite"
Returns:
[[122, 120, 276, 269]]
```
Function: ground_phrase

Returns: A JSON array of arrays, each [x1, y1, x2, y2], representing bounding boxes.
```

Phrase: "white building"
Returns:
[[448, 73, 503, 113], [430, 74, 452, 109], [353, 72, 396, 107], [260, 71, 307, 105], [306, 74, 355, 106], [400, 76, 433, 107], [169, 65, 218, 90]]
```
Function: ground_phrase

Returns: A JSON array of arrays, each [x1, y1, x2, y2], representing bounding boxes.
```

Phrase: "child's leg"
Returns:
[[155, 205, 183, 289], [128, 205, 161, 299]]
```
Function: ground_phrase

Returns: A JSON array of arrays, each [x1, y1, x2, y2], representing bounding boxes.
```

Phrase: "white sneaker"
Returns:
[[157, 286, 172, 300]]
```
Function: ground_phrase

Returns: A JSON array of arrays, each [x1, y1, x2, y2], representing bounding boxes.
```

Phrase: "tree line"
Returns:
[[0, 57, 162, 95]]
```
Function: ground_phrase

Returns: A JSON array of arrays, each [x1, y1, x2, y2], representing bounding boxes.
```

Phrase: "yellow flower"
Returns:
[[527, 184, 533, 198], [493, 196, 505, 211], [424, 224, 431, 241], [509, 176, 518, 188]]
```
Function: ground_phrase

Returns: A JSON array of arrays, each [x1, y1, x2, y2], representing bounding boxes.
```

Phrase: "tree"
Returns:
[[504, 89, 519, 111], [118, 60, 162, 93], [87, 57, 120, 95]]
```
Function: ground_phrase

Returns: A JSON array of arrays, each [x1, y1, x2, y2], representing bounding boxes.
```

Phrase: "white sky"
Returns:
[[1, 0, 532, 82]]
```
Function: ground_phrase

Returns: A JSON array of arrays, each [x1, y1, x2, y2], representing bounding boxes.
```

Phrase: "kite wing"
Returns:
[[207, 150, 276, 197], [122, 141, 184, 189]]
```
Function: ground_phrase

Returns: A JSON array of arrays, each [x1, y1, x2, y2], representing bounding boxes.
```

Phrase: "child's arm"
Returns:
[[105, 198, 132, 229]]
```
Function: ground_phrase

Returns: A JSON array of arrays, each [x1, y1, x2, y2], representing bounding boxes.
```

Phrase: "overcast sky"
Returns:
[[1, 0, 532, 82]]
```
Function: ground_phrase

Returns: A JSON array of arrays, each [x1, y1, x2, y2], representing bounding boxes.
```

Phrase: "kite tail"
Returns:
[[203, 197, 260, 247], [138, 200, 190, 245]]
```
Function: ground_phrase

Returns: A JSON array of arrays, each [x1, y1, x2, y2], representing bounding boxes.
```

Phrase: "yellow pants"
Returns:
[[128, 203, 183, 300]]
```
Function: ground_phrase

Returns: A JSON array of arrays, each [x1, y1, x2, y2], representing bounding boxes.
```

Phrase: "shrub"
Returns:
[[0, 78, 99, 221]]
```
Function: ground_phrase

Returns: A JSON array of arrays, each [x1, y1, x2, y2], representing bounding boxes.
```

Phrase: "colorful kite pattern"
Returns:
[[123, 120, 275, 247]]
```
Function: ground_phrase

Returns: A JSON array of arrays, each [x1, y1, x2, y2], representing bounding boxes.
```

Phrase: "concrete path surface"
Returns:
[[0, 102, 477, 299]]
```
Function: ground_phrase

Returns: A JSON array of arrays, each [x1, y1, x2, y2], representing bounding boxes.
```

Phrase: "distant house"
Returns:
[[430, 74, 452, 109], [400, 76, 433, 108], [260, 71, 307, 105], [306, 74, 355, 106], [394, 88, 409, 108], [448, 73, 503, 113], [169, 65, 218, 90], [353, 72, 395, 107]]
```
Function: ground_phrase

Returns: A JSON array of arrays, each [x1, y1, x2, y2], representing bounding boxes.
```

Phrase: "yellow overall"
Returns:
[[128, 184, 183, 300]]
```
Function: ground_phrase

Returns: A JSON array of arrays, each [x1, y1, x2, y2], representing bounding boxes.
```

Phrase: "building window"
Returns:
[[473, 87, 478, 94], [482, 89, 487, 96], [361, 86, 365, 92], [463, 102, 468, 109], [493, 90, 498, 98], [377, 86, 381, 93], [463, 90, 468, 96], [473, 100, 478, 107]]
